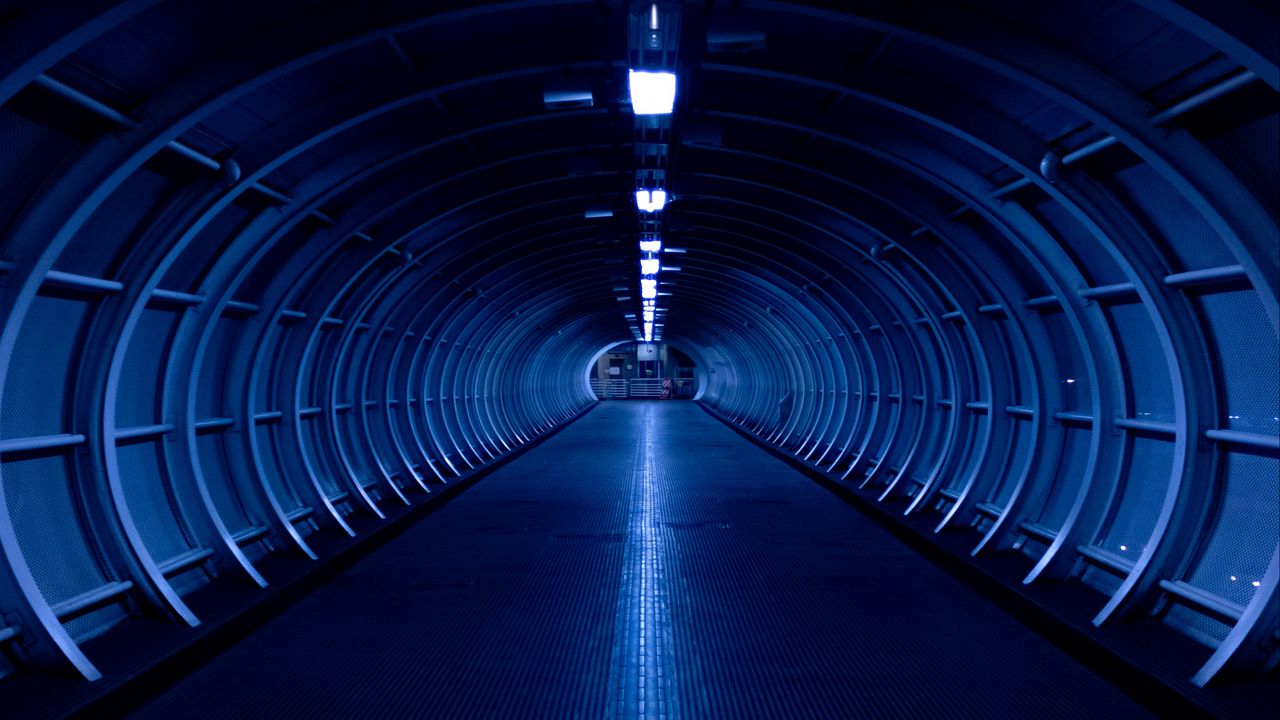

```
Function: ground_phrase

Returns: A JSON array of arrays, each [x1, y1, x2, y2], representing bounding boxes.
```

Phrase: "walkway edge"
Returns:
[[695, 401, 1232, 720], [66, 403, 601, 720]]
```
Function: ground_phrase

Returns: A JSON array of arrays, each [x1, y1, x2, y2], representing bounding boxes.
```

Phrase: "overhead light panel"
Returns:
[[640, 258, 660, 275], [639, 238, 662, 252], [635, 189, 667, 213], [628, 70, 676, 115]]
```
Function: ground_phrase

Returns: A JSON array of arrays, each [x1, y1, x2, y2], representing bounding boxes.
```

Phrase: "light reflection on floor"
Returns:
[[607, 403, 676, 718]]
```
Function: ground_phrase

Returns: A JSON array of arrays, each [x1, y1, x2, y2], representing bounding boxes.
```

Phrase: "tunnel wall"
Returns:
[[0, 0, 1275, 696]]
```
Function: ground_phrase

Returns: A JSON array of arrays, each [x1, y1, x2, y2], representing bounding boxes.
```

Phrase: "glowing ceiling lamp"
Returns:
[[639, 238, 662, 252], [635, 189, 667, 213], [640, 258, 660, 275], [628, 70, 676, 115]]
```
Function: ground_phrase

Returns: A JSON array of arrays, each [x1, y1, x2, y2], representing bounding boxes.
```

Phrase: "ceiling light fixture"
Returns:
[[635, 188, 667, 212], [628, 70, 676, 115]]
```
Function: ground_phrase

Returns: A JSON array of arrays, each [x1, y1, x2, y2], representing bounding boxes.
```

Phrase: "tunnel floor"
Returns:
[[127, 402, 1152, 719]]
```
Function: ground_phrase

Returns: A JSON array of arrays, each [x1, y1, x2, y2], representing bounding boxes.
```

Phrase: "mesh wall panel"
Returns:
[[1036, 427, 1092, 529], [1108, 164, 1237, 271], [195, 434, 252, 531], [1106, 302, 1174, 417], [1, 455, 107, 606], [1198, 290, 1280, 429], [116, 441, 191, 562], [1, 297, 80, 439], [116, 309, 171, 428], [1186, 451, 1278, 607], [1098, 435, 1172, 554]]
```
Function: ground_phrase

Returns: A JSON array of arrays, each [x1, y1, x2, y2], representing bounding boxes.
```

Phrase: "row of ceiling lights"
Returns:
[[627, 3, 679, 345]]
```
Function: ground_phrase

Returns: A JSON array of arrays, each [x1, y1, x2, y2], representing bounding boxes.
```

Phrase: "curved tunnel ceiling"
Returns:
[[0, 0, 1276, 702]]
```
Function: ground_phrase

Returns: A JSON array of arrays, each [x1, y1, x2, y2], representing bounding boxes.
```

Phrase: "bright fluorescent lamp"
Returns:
[[641, 285, 658, 300], [628, 70, 676, 115], [640, 258, 660, 274], [635, 189, 667, 213], [639, 239, 662, 252]]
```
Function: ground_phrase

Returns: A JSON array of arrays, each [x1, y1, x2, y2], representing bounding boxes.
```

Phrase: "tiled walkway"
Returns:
[[130, 402, 1151, 719]]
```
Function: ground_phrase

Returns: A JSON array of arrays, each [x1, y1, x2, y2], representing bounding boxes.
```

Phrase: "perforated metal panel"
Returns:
[[1, 456, 108, 605]]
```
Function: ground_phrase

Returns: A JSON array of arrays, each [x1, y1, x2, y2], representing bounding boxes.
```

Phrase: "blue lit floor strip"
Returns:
[[607, 403, 678, 718]]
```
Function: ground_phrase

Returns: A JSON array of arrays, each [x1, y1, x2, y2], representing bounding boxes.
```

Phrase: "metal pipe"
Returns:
[[249, 182, 293, 204], [1078, 544, 1135, 575], [222, 300, 261, 315], [33, 74, 139, 129], [1003, 69, 1259, 194], [113, 424, 175, 442], [193, 417, 234, 432], [166, 140, 222, 171], [1115, 417, 1177, 435], [1079, 282, 1137, 299], [149, 288, 207, 306], [1149, 69, 1258, 125], [0, 433, 87, 454], [1023, 294, 1060, 309], [1163, 264, 1248, 287], [43, 270, 124, 294], [1205, 428, 1280, 451], [1159, 579, 1246, 624], [52, 581, 134, 621]]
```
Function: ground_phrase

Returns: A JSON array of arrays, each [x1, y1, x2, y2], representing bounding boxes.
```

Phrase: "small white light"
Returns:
[[640, 258, 660, 275], [1065, 378, 1076, 384], [639, 239, 662, 252], [629, 70, 676, 115], [1230, 576, 1238, 581], [1119, 545, 1127, 551], [1253, 581, 1261, 587]]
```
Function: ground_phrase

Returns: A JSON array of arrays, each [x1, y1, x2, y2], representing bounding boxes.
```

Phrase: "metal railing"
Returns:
[[591, 378, 685, 400], [629, 379, 663, 398]]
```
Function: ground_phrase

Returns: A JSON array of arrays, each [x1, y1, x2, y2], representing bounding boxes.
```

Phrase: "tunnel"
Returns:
[[0, 1, 1277, 717]]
